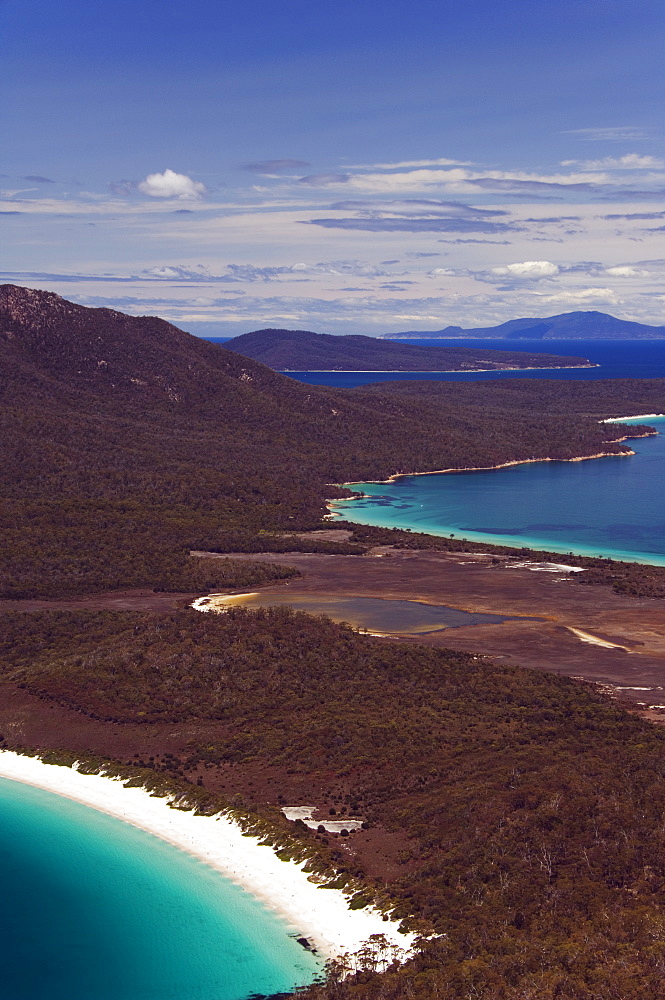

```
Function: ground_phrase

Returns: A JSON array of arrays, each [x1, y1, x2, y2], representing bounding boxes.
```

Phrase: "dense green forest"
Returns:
[[2, 285, 664, 598], [223, 327, 590, 371], [3, 606, 665, 998]]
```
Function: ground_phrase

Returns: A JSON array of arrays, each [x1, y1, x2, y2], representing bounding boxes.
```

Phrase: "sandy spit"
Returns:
[[0, 751, 415, 963]]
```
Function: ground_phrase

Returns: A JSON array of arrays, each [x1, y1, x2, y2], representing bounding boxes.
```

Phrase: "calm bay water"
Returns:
[[330, 417, 665, 565], [0, 777, 320, 1000]]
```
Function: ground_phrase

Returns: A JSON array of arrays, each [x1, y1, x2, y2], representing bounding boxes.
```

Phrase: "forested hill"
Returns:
[[384, 309, 665, 340], [223, 326, 591, 370], [2, 285, 664, 598]]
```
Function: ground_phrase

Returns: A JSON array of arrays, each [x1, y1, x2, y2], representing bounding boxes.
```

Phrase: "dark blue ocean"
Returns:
[[0, 777, 320, 1000], [204, 337, 665, 387], [275, 339, 665, 387]]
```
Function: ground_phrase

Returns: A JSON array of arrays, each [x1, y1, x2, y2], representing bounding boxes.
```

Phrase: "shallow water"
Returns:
[[330, 417, 665, 565], [0, 777, 320, 1000], [199, 592, 536, 634]]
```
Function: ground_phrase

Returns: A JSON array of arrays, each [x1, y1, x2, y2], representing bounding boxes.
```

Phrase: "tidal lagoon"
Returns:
[[194, 592, 541, 635]]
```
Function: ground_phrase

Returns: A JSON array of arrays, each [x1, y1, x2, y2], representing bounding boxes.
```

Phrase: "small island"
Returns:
[[223, 327, 594, 371]]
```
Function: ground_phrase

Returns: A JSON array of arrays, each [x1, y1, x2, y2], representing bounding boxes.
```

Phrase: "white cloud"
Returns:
[[490, 260, 560, 279], [137, 169, 207, 200], [604, 265, 650, 277], [142, 264, 214, 279], [535, 287, 620, 306]]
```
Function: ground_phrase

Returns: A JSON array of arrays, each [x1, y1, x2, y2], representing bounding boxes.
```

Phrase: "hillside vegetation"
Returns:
[[2, 286, 664, 598], [3, 607, 665, 998]]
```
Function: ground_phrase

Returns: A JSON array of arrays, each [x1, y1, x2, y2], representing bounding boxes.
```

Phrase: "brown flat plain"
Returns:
[[4, 547, 664, 714], [194, 548, 665, 716]]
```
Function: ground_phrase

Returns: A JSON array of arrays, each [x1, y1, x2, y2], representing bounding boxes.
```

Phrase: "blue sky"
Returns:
[[2, 0, 665, 334]]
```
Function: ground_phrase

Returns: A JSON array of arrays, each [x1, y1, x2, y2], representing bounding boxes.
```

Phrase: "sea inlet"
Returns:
[[329, 417, 665, 565]]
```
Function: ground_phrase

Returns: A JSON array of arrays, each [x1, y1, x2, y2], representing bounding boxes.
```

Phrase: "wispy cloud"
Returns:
[[601, 211, 665, 220], [561, 154, 665, 170], [345, 158, 471, 170], [243, 159, 310, 174], [109, 180, 136, 196], [437, 238, 512, 245], [302, 198, 519, 235], [23, 175, 55, 183], [292, 165, 626, 198], [563, 127, 653, 142], [298, 173, 350, 186]]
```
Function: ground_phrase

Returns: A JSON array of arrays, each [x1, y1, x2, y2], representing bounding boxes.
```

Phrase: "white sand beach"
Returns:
[[0, 751, 414, 964], [600, 413, 665, 422]]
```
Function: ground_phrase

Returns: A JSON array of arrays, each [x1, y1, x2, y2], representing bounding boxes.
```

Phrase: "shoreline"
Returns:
[[600, 413, 665, 421], [280, 364, 597, 374], [0, 751, 414, 964], [331, 420, 661, 488], [333, 449, 636, 488]]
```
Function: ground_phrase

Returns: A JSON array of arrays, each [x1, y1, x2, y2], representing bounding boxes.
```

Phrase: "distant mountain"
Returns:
[[223, 327, 592, 371], [381, 310, 665, 340]]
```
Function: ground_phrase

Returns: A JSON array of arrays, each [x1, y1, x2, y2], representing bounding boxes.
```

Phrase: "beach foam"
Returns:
[[0, 751, 415, 964]]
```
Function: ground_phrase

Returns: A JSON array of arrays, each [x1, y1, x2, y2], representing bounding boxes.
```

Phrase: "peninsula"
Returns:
[[223, 326, 593, 370]]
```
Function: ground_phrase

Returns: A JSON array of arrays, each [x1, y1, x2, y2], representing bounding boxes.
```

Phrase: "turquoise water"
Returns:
[[0, 776, 321, 1000], [331, 417, 665, 565]]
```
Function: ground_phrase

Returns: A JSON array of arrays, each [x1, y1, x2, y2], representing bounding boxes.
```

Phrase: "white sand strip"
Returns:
[[600, 414, 665, 422], [0, 751, 414, 963], [508, 561, 586, 573], [566, 627, 631, 652]]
